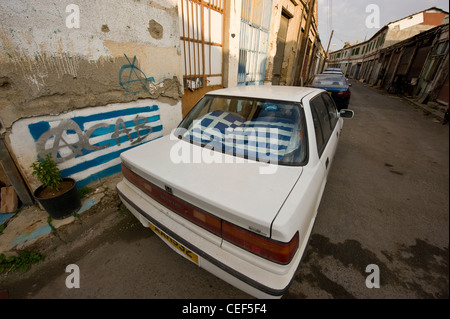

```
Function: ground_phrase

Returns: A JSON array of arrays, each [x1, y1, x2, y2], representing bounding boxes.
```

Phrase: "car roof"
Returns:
[[205, 85, 321, 102], [315, 73, 345, 78], [314, 73, 345, 80]]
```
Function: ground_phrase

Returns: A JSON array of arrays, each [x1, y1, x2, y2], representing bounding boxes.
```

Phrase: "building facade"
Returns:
[[180, 0, 325, 116], [264, 0, 325, 86], [328, 7, 448, 83]]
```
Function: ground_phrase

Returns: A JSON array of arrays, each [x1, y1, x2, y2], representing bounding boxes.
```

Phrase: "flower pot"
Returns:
[[34, 178, 81, 220]]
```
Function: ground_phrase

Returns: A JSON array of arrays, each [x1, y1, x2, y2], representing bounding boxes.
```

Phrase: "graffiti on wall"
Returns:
[[119, 54, 156, 95], [27, 105, 163, 187]]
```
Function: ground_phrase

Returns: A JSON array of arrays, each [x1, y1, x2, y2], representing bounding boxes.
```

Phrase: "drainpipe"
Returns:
[[290, 3, 306, 86], [294, 0, 315, 86]]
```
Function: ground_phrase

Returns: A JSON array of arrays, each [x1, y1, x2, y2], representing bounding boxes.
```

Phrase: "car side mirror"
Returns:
[[339, 109, 354, 119]]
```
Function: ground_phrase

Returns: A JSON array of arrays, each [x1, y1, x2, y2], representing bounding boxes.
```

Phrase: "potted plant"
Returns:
[[31, 153, 81, 219]]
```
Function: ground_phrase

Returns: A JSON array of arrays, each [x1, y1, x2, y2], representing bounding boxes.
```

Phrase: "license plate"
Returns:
[[149, 222, 199, 264], [328, 91, 332, 96]]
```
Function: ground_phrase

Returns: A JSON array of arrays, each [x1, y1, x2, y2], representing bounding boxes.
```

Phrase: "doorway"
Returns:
[[272, 12, 290, 85]]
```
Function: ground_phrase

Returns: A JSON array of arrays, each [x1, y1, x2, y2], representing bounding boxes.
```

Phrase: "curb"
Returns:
[[9, 194, 103, 251], [353, 80, 447, 122]]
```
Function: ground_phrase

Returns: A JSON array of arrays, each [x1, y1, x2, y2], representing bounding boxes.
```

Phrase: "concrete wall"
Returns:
[[0, 0, 183, 190], [384, 24, 436, 48], [223, 0, 242, 89], [383, 11, 447, 48]]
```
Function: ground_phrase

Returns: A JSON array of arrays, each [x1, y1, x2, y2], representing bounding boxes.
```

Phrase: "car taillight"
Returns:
[[122, 164, 299, 264], [222, 221, 299, 264], [336, 91, 351, 98], [122, 164, 221, 236]]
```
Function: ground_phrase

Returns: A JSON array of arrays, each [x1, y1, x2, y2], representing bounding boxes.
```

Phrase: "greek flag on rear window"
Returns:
[[184, 110, 299, 162]]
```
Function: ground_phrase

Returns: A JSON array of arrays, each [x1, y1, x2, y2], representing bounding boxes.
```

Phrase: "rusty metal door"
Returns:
[[178, 0, 224, 114]]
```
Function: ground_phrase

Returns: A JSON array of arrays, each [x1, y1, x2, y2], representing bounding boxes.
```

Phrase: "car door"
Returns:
[[321, 92, 341, 162], [309, 92, 339, 175]]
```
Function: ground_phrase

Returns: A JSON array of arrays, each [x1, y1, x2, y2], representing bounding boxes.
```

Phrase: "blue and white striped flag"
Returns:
[[27, 105, 163, 187]]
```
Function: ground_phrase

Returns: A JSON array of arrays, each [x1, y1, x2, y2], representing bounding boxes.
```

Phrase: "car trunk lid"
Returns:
[[120, 135, 303, 237]]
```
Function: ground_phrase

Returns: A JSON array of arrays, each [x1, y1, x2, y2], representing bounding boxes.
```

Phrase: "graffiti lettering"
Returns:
[[132, 115, 152, 145], [119, 54, 155, 95], [36, 116, 152, 163], [112, 118, 132, 146], [36, 119, 86, 162], [84, 123, 110, 151], [21, 105, 162, 187]]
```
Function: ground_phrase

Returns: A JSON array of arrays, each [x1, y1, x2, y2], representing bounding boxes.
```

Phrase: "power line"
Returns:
[[328, 0, 332, 34]]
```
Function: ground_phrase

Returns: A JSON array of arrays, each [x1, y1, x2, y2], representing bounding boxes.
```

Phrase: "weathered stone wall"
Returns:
[[0, 0, 184, 189], [265, 0, 319, 85]]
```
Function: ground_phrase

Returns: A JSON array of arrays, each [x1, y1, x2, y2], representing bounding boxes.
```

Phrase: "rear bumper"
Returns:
[[116, 179, 299, 299]]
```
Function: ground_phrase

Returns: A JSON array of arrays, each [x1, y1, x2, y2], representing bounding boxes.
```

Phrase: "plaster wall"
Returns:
[[223, 0, 242, 88], [9, 99, 178, 190], [0, 0, 184, 189]]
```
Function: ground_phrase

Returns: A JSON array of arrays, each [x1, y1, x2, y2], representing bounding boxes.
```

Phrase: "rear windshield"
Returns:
[[311, 76, 346, 86], [174, 95, 308, 166]]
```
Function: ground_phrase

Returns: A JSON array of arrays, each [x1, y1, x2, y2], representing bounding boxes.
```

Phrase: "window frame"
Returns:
[[310, 92, 337, 158], [320, 92, 339, 130], [174, 94, 310, 167]]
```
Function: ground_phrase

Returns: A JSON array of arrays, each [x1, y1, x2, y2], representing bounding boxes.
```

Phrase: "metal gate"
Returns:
[[238, 0, 272, 86], [178, 0, 224, 91]]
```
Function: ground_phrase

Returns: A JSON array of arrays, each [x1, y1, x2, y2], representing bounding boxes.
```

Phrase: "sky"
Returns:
[[318, 0, 450, 53]]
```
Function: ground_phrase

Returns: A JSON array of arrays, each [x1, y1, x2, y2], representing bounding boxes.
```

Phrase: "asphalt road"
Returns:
[[1, 80, 448, 300]]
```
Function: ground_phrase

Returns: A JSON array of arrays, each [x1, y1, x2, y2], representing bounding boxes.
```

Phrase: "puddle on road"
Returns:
[[286, 234, 449, 299], [382, 239, 449, 298], [286, 234, 398, 299]]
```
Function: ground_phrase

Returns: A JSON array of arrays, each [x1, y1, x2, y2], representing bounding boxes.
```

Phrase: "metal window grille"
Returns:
[[178, 0, 224, 90], [238, 0, 272, 86]]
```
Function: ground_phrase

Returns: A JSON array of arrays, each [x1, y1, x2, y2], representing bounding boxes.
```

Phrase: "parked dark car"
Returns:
[[306, 74, 351, 110]]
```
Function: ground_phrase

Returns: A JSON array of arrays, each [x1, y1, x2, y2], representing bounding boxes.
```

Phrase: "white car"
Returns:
[[116, 86, 353, 298]]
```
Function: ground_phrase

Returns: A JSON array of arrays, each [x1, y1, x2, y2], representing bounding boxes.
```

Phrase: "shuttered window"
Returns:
[[238, 0, 272, 86]]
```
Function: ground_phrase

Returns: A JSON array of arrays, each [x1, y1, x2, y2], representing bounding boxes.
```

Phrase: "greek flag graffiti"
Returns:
[[27, 105, 163, 188]]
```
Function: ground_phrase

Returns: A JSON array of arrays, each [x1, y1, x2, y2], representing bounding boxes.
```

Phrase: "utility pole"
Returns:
[[325, 30, 334, 56], [322, 29, 334, 72], [294, 0, 316, 86]]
